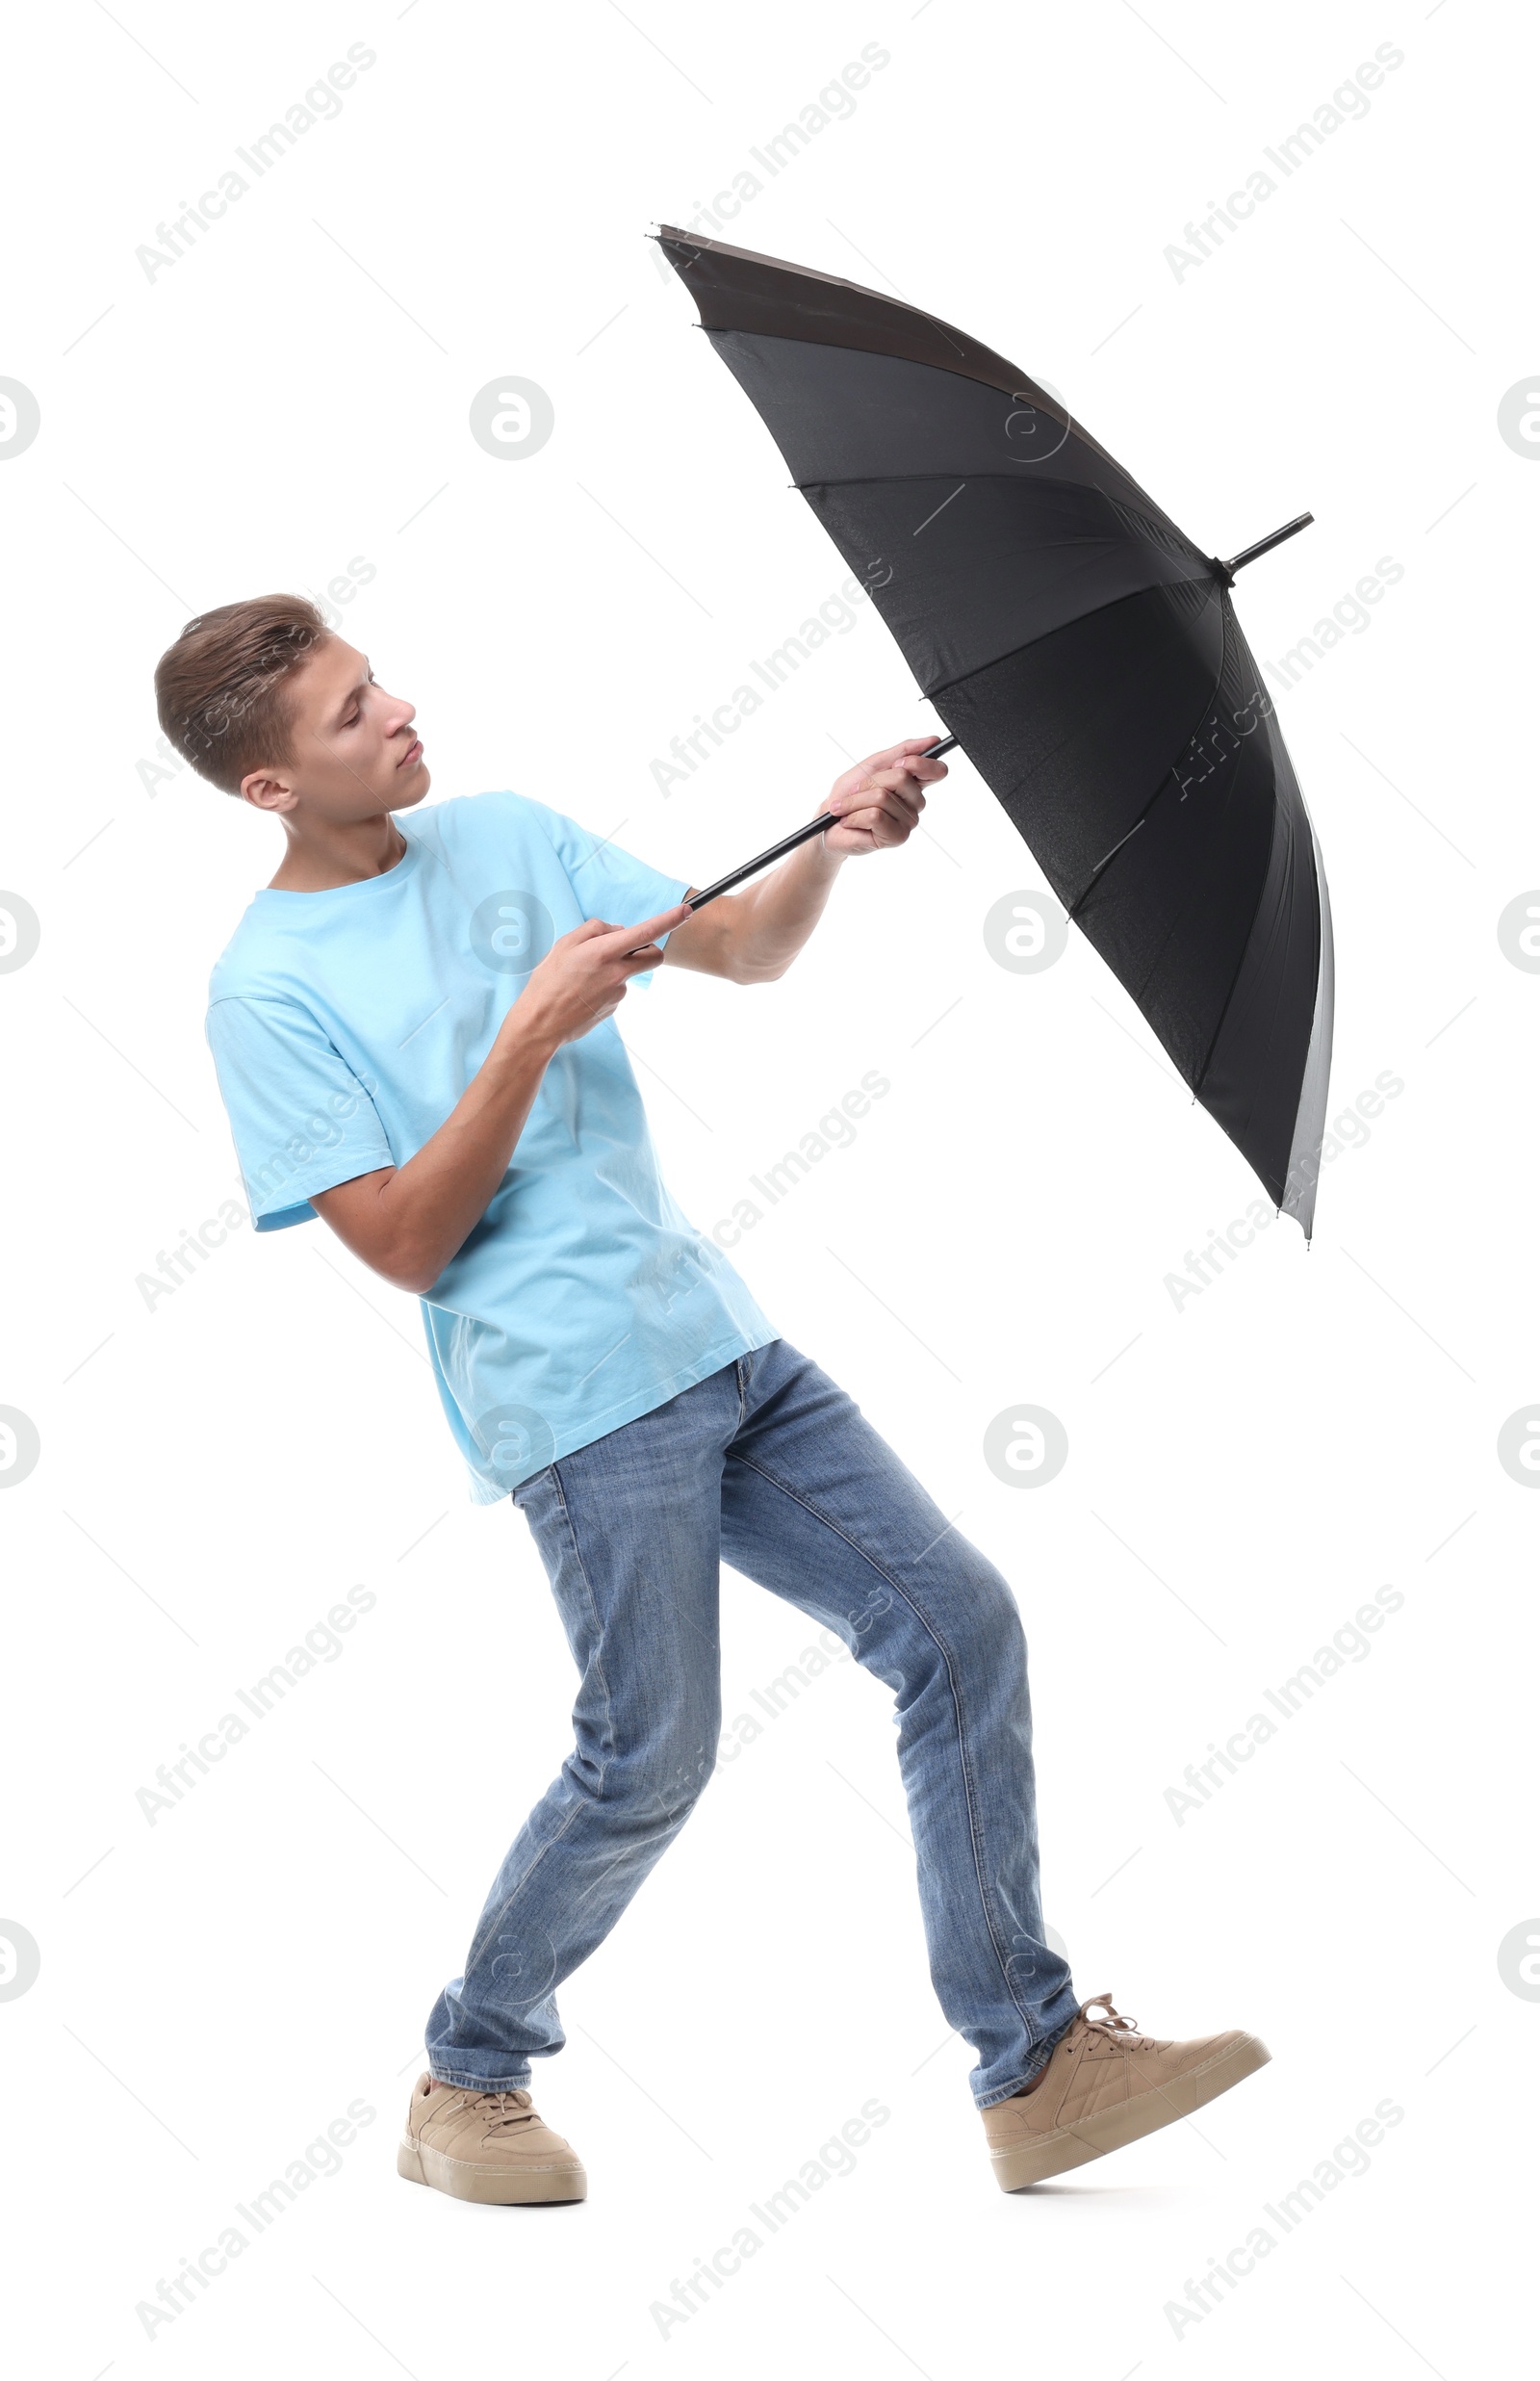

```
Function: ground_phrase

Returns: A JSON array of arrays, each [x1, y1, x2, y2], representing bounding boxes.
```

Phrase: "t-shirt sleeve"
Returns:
[[205, 996, 396, 1232], [528, 800, 691, 990]]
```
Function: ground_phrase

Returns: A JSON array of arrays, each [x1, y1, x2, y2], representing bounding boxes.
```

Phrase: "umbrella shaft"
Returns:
[[685, 735, 958, 911]]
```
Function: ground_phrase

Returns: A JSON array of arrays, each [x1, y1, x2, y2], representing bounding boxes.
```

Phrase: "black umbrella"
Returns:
[[657, 226, 1334, 1237]]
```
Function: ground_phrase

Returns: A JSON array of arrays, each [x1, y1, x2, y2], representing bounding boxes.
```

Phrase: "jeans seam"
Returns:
[[730, 1448, 1040, 2053], [460, 1794, 584, 1982], [459, 1470, 609, 1981], [548, 1460, 617, 1799]]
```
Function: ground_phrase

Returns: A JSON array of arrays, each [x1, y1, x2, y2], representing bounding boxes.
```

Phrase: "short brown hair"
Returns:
[[154, 594, 331, 794]]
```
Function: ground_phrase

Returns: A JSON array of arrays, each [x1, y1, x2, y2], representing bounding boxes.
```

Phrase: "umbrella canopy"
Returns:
[[656, 226, 1334, 1237]]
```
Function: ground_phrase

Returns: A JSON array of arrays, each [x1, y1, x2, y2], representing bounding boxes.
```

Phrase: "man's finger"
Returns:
[[837, 787, 924, 838], [855, 763, 938, 800], [866, 738, 950, 773], [606, 900, 691, 952], [850, 788, 921, 825], [834, 778, 926, 820]]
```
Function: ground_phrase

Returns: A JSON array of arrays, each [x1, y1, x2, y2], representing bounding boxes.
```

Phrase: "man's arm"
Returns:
[[312, 902, 688, 1294], [311, 737, 938, 1287], [663, 738, 946, 984]]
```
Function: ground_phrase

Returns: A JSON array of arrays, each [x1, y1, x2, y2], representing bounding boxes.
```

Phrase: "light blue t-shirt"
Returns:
[[206, 791, 777, 1500]]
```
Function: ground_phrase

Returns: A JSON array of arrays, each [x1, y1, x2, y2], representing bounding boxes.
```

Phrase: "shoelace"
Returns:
[[1080, 1992, 1141, 2034], [469, 2087, 536, 2135]]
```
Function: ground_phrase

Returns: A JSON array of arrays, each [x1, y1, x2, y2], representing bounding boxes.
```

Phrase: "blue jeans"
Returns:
[[424, 1337, 1078, 2108]]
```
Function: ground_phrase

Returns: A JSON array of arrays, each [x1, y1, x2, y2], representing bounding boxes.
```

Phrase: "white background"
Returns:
[[1, 2, 1533, 2374]]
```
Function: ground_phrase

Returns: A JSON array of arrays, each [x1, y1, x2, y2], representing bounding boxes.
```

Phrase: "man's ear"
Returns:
[[239, 767, 297, 815]]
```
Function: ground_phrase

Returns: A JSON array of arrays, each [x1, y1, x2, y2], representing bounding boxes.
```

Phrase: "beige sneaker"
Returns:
[[398, 2075, 587, 2204], [981, 1993, 1270, 2190]]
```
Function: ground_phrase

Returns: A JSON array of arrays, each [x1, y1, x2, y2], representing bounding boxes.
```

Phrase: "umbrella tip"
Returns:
[[1220, 513, 1316, 580]]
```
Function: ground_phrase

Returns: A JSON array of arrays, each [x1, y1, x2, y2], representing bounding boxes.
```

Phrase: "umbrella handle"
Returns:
[[684, 736, 958, 912]]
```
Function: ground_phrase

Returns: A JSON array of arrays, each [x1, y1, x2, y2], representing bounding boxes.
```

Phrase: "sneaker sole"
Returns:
[[989, 2033, 1271, 2191], [398, 2137, 588, 2204]]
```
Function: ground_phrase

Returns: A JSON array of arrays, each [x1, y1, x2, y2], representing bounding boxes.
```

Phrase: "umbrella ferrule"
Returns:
[[1219, 512, 1315, 580]]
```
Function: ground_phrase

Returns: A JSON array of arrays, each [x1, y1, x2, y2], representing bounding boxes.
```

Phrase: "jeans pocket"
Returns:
[[511, 1462, 556, 1514]]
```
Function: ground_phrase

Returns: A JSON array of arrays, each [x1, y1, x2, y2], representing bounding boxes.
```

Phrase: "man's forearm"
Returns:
[[667, 833, 845, 984], [384, 1025, 559, 1282], [664, 737, 939, 984], [316, 1016, 559, 1293], [313, 904, 685, 1293]]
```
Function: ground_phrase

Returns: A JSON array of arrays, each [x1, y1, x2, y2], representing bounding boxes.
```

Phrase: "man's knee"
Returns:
[[957, 1562, 1030, 1679], [596, 1711, 719, 1830], [969, 1560, 1028, 1643], [850, 1558, 1028, 1702]]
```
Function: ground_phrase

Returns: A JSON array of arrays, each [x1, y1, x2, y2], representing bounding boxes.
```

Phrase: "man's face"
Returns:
[[241, 634, 429, 819]]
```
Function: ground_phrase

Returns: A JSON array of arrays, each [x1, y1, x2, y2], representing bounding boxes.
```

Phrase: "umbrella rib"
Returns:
[[1190, 718, 1312, 1111], [792, 468, 1187, 501], [1066, 709, 1254, 995], [1209, 803, 1301, 1142], [1066, 793, 1162, 919], [962, 583, 1233, 921], [1117, 600, 1248, 1097], [1070, 600, 1271, 1101], [795, 472, 1206, 570], [918, 568, 1224, 711], [1183, 609, 1313, 1107]]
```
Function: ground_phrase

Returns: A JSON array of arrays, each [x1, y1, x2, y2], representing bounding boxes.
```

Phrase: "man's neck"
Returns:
[[268, 810, 409, 893]]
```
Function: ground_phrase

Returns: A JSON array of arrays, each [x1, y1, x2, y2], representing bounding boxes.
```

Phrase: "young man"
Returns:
[[159, 593, 1269, 2205]]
